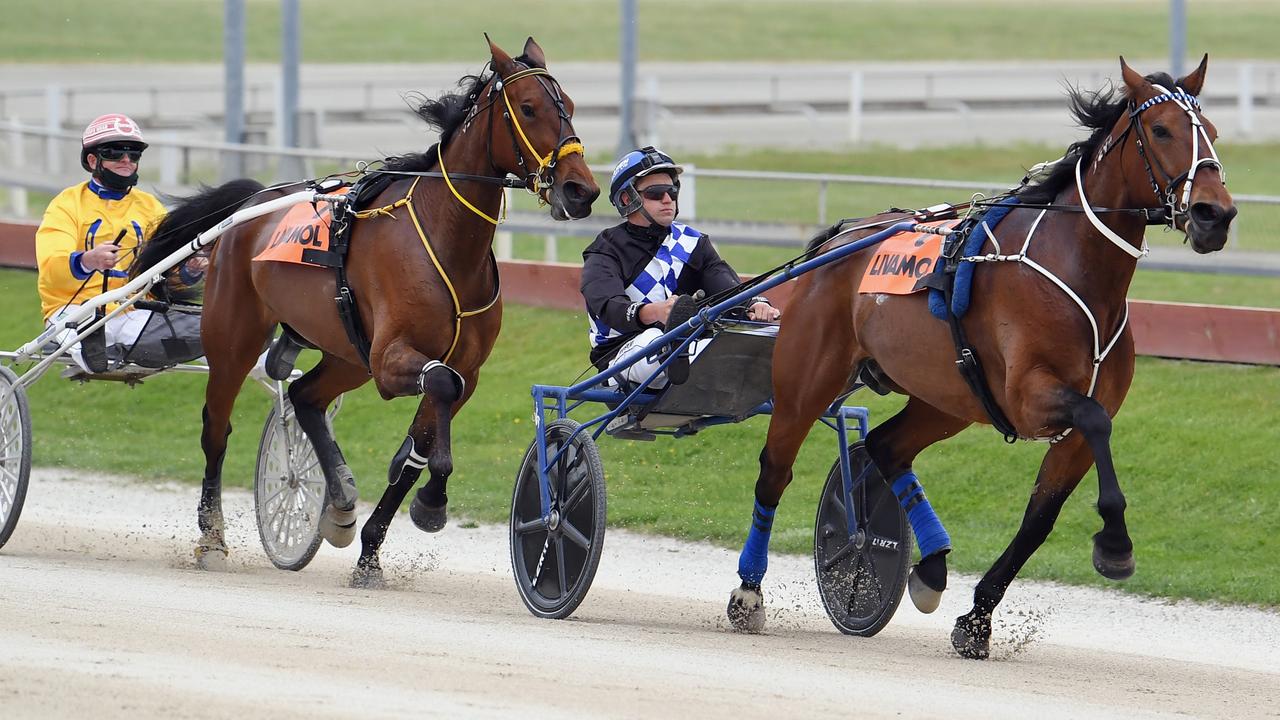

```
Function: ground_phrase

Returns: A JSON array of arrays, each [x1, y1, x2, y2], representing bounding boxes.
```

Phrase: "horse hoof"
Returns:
[[908, 568, 944, 614], [194, 545, 228, 572], [908, 552, 948, 614], [409, 496, 447, 533], [350, 562, 386, 590], [951, 613, 992, 660], [319, 505, 357, 548], [727, 584, 766, 633], [1093, 543, 1135, 580]]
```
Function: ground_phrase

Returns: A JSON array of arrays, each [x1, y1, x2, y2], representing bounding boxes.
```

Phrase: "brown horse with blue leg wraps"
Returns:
[[133, 37, 599, 585], [728, 57, 1235, 657]]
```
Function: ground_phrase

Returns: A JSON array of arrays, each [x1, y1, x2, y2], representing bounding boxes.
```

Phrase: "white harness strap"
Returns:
[[963, 207, 1132, 443]]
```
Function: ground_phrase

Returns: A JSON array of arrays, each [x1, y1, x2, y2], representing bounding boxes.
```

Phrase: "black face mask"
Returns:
[[92, 164, 139, 192]]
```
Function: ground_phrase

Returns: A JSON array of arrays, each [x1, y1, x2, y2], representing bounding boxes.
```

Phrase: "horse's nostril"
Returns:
[[1189, 202, 1223, 226]]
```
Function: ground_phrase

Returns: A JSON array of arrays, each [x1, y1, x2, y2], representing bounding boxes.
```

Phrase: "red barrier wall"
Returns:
[[4, 221, 1277, 365]]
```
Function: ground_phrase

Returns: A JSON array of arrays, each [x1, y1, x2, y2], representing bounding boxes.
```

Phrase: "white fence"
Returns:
[[3, 119, 1278, 271]]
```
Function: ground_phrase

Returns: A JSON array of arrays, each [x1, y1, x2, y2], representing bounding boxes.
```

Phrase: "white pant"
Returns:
[[47, 304, 153, 373], [607, 327, 711, 390]]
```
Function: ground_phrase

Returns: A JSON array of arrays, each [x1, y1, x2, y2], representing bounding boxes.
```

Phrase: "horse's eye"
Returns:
[[520, 103, 535, 119], [1152, 124, 1171, 139]]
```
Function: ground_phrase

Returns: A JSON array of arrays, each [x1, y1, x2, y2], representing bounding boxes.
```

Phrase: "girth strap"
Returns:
[[935, 223, 1021, 444]]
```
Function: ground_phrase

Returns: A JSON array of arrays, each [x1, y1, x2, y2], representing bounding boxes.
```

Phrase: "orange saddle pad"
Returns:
[[253, 187, 351, 266], [858, 220, 958, 295]]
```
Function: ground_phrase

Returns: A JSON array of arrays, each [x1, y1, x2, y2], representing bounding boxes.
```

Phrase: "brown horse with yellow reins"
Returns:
[[727, 56, 1235, 658], [134, 37, 599, 586]]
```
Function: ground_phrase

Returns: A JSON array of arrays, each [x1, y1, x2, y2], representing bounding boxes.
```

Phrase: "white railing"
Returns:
[[3, 120, 1277, 267]]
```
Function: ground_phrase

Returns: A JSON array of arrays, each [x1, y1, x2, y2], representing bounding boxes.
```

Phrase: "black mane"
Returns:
[[1016, 72, 1177, 205], [384, 54, 540, 172]]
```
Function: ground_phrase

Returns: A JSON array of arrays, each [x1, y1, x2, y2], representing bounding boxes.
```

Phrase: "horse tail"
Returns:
[[132, 178, 267, 278]]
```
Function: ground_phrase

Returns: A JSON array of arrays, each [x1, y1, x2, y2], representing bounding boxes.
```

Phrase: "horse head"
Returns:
[[483, 36, 600, 220], [1119, 55, 1237, 253]]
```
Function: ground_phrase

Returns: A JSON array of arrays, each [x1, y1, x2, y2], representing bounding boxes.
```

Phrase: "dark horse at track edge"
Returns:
[[727, 56, 1235, 657], [134, 37, 599, 586]]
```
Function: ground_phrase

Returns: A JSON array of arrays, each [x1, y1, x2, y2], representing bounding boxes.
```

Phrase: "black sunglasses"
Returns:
[[97, 146, 144, 162], [639, 184, 679, 201]]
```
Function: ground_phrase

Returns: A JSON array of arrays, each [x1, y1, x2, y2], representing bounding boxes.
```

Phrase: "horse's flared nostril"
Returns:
[[1189, 202, 1225, 228]]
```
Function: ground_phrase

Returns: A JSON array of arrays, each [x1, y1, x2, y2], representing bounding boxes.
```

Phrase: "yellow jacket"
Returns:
[[35, 181, 167, 320]]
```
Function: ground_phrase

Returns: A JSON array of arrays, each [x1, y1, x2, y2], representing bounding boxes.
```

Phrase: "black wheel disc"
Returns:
[[510, 418, 607, 619], [813, 441, 910, 636]]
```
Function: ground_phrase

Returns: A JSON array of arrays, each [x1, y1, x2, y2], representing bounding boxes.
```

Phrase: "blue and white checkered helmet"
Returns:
[[609, 146, 683, 216]]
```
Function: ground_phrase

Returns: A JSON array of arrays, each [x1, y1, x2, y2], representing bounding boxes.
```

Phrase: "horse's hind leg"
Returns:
[[728, 315, 860, 631], [952, 430, 1095, 659], [865, 397, 971, 613], [197, 319, 271, 570], [286, 353, 371, 549], [351, 351, 468, 588]]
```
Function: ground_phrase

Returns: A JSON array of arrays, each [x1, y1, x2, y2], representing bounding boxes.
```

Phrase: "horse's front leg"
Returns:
[[351, 350, 467, 588], [952, 405, 1103, 659], [1068, 394, 1134, 579]]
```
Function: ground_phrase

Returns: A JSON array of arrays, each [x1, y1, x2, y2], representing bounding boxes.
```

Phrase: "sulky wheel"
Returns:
[[0, 366, 32, 550], [254, 396, 329, 571], [813, 441, 911, 637], [510, 418, 607, 619]]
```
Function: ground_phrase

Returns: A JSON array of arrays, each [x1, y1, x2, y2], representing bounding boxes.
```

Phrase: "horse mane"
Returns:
[[384, 53, 542, 172], [1015, 71, 1177, 205]]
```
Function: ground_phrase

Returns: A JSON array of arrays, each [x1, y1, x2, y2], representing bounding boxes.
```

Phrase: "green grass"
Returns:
[[2, 267, 1277, 606], [6, 0, 1277, 63]]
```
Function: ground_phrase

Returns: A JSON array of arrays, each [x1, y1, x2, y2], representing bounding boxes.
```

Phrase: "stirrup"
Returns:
[[80, 327, 109, 374], [662, 295, 699, 386]]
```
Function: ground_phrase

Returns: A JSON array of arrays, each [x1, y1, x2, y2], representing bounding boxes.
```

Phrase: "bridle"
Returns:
[[1082, 84, 1225, 256], [431, 61, 585, 224]]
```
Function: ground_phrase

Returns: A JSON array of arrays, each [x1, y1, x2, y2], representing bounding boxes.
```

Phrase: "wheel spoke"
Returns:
[[514, 517, 548, 535], [531, 534, 553, 593], [0, 464, 19, 488], [261, 482, 291, 510], [292, 455, 321, 476], [555, 535, 569, 594], [561, 520, 591, 550], [561, 470, 591, 514], [819, 540, 858, 572]]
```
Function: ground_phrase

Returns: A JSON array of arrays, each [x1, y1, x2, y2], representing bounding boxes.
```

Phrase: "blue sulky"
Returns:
[[511, 220, 951, 630]]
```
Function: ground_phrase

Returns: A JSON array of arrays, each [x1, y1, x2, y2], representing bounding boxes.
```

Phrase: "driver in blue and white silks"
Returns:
[[580, 147, 780, 387]]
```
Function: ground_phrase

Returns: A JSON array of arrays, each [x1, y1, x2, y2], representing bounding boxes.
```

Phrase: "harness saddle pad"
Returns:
[[252, 187, 352, 266], [858, 220, 960, 295]]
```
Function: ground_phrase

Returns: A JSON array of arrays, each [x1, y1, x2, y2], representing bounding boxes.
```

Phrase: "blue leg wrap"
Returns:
[[736, 499, 776, 586], [891, 470, 951, 559]]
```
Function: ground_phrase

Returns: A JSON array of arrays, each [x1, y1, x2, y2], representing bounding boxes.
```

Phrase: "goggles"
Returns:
[[96, 145, 145, 162], [638, 184, 679, 201]]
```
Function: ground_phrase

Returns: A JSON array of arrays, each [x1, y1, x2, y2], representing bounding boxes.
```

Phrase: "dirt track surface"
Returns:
[[2, 469, 1278, 719]]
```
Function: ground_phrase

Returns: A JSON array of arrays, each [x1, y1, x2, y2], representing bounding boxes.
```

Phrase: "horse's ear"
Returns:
[[522, 37, 547, 68], [1119, 56, 1151, 99], [1178, 54, 1209, 96], [486, 33, 517, 77]]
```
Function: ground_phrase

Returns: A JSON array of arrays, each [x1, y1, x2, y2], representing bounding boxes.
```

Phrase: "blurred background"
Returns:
[[2, 0, 1279, 286]]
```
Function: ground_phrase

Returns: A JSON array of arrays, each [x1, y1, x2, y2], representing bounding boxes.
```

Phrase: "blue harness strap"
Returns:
[[890, 470, 951, 559], [928, 197, 1020, 320], [737, 499, 776, 586]]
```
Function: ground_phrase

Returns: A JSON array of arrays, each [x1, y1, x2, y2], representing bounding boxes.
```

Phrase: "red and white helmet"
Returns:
[[80, 113, 148, 171]]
